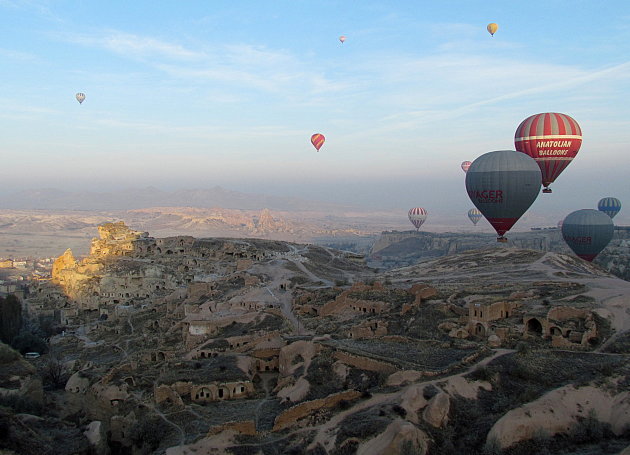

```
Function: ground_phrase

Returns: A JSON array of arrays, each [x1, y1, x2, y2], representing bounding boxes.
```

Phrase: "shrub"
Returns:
[[0, 343, 20, 363], [11, 332, 47, 355], [0, 394, 42, 415], [515, 341, 529, 355], [129, 416, 171, 453], [392, 404, 407, 417]]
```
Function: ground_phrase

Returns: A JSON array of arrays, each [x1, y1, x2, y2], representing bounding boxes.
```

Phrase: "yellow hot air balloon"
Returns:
[[487, 23, 498, 36]]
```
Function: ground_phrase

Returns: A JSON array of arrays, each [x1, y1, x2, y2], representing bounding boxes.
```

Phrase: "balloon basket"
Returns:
[[497, 237, 508, 243], [542, 188, 552, 193]]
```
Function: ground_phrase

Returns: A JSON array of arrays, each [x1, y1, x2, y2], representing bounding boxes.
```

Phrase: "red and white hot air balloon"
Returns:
[[461, 161, 472, 173], [310, 133, 325, 152], [408, 207, 427, 231], [339, 35, 346, 44], [514, 112, 582, 193]]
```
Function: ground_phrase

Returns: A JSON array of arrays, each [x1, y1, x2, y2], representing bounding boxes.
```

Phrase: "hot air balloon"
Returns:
[[466, 150, 541, 242], [311, 133, 325, 152], [597, 197, 621, 219], [557, 218, 564, 230], [408, 207, 427, 231], [561, 209, 613, 261], [468, 208, 482, 225], [514, 112, 582, 193], [461, 161, 472, 173], [339, 35, 346, 44], [487, 23, 498, 36], [76, 93, 86, 104]]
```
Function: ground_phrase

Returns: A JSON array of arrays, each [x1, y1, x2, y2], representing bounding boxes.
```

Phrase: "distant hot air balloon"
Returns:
[[487, 23, 498, 36], [311, 133, 325, 152], [76, 93, 86, 104], [597, 197, 621, 219], [339, 35, 346, 44], [468, 208, 482, 225], [561, 209, 614, 262], [466, 150, 541, 242], [461, 161, 472, 173], [514, 112, 582, 193], [408, 207, 427, 231]]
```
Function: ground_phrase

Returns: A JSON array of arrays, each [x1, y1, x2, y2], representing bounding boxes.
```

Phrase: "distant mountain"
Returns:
[[0, 187, 357, 212]]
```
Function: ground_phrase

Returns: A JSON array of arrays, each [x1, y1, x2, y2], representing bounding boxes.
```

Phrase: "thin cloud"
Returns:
[[61, 30, 204, 60], [0, 0, 63, 22], [0, 47, 38, 60], [58, 30, 350, 97], [360, 56, 630, 133]]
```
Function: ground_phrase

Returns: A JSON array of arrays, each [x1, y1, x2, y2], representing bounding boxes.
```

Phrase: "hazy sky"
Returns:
[[1, 0, 629, 225]]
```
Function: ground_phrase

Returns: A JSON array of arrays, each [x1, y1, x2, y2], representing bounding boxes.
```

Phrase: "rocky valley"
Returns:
[[0, 222, 629, 454]]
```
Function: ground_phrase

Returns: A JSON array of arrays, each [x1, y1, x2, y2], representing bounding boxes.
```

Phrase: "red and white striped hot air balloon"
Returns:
[[408, 207, 427, 231], [311, 133, 325, 152], [514, 112, 582, 193], [461, 161, 472, 173]]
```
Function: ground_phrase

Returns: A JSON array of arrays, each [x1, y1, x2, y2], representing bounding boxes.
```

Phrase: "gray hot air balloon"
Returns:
[[76, 92, 86, 104], [561, 209, 613, 262], [466, 150, 541, 242]]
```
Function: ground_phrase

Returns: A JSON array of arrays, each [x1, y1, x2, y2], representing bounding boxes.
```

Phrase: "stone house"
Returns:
[[154, 357, 253, 405], [467, 301, 520, 338], [524, 306, 599, 347]]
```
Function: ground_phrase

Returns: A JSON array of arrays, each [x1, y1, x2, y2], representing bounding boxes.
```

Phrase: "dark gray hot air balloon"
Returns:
[[466, 150, 541, 242], [561, 209, 613, 262]]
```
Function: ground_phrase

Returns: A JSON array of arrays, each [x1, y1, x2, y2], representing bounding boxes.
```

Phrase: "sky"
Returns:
[[1, 0, 630, 227]]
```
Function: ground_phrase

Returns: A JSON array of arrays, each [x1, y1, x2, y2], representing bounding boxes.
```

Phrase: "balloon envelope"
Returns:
[[311, 133, 325, 151], [461, 161, 472, 173], [76, 92, 85, 104], [468, 208, 482, 225], [514, 112, 582, 192], [487, 23, 498, 36], [465, 150, 541, 240], [408, 207, 427, 230], [597, 197, 621, 219], [561, 209, 614, 261]]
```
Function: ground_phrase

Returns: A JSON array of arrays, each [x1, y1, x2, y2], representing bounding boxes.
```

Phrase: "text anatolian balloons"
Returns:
[[408, 207, 427, 231], [76, 93, 86, 104], [514, 112, 582, 193], [466, 150, 541, 242], [561, 209, 614, 262], [597, 197, 621, 219]]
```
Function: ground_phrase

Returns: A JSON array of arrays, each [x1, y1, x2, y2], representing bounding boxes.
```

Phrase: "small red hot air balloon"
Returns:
[[514, 112, 582, 193], [339, 35, 346, 44], [461, 161, 472, 173], [311, 133, 325, 152]]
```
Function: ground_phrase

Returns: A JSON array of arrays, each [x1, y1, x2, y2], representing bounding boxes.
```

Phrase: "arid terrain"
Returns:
[[0, 222, 629, 454], [0, 207, 399, 258]]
